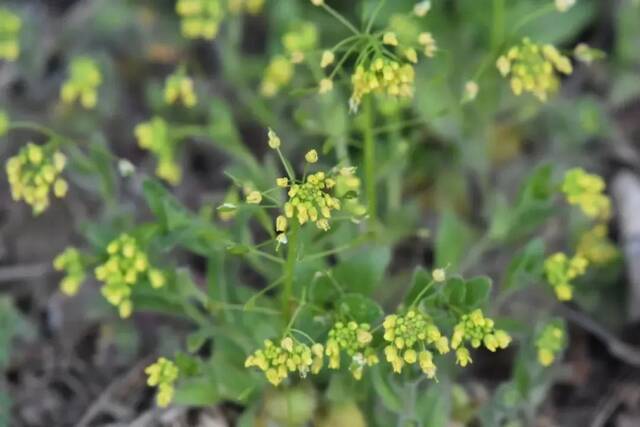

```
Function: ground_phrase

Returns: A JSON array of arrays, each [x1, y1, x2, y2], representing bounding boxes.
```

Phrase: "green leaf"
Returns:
[[502, 239, 545, 292], [186, 330, 209, 353], [337, 293, 384, 324], [435, 211, 474, 270], [403, 267, 435, 306], [174, 378, 220, 406], [416, 382, 451, 427], [443, 276, 466, 307], [334, 246, 391, 295], [371, 366, 402, 413], [463, 276, 492, 309]]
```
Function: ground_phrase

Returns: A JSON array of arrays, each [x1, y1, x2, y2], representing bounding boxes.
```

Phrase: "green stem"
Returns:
[[491, 0, 505, 52], [282, 221, 300, 319], [365, 0, 387, 34], [363, 98, 376, 222], [321, 3, 361, 36]]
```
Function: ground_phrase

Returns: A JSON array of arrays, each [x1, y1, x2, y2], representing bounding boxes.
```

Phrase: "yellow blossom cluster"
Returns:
[[382, 310, 449, 377], [450, 309, 511, 367], [350, 57, 415, 112], [164, 71, 197, 108], [176, 0, 224, 40], [244, 337, 323, 386], [282, 22, 318, 64], [60, 57, 102, 109], [94, 233, 166, 318], [6, 142, 68, 215], [260, 55, 294, 97], [543, 252, 588, 301], [283, 171, 341, 231], [0, 8, 21, 61], [227, 0, 265, 15], [53, 247, 86, 296], [536, 323, 565, 366], [576, 225, 618, 265], [325, 321, 379, 380], [135, 117, 181, 184], [496, 38, 573, 101], [145, 357, 179, 407], [561, 167, 611, 221]]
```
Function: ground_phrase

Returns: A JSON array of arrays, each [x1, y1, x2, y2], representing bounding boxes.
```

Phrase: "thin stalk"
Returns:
[[491, 0, 505, 52], [321, 3, 361, 36], [365, 0, 387, 34], [362, 97, 376, 221], [282, 221, 300, 319]]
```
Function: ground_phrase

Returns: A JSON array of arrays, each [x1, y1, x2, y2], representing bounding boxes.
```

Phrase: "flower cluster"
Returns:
[[145, 357, 179, 407], [164, 71, 197, 108], [282, 170, 342, 231], [135, 117, 181, 184], [94, 233, 166, 318], [260, 55, 294, 97], [543, 252, 588, 301], [325, 321, 378, 380], [496, 38, 573, 101], [561, 168, 611, 221], [227, 0, 265, 15], [0, 8, 21, 61], [176, 0, 224, 40], [282, 22, 318, 64], [53, 247, 86, 296], [382, 310, 449, 376], [60, 57, 102, 109], [6, 142, 68, 215], [244, 337, 323, 386], [576, 225, 618, 265], [450, 309, 511, 367], [536, 322, 565, 366], [350, 57, 415, 112]]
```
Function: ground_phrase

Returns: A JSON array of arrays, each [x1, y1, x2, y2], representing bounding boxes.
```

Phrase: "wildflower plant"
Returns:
[[1, 0, 626, 425]]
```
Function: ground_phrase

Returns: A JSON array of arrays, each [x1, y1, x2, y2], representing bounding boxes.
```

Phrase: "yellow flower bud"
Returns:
[[320, 50, 335, 68], [305, 149, 318, 164], [246, 191, 262, 204]]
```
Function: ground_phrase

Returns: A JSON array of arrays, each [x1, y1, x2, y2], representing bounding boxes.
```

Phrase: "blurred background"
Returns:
[[1, 0, 640, 426]]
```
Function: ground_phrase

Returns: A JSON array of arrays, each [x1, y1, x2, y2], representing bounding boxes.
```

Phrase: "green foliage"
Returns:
[[0, 0, 627, 425]]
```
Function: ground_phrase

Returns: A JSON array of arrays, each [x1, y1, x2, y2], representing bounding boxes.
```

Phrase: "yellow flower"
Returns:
[[413, 1, 432, 17], [310, 0, 324, 5], [95, 234, 164, 317], [418, 32, 437, 57], [176, 0, 224, 40], [555, 0, 576, 12], [455, 347, 472, 367], [432, 268, 446, 282], [536, 322, 565, 366], [276, 177, 289, 187], [60, 57, 102, 109], [268, 128, 281, 149], [245, 337, 317, 386], [54, 247, 86, 296], [261, 56, 294, 97], [383, 32, 399, 46], [318, 78, 333, 94], [164, 71, 197, 107], [6, 142, 68, 215], [135, 117, 181, 185], [145, 357, 179, 407], [561, 168, 610, 220], [305, 150, 318, 164], [320, 50, 335, 68], [246, 191, 262, 204], [496, 38, 573, 101], [325, 321, 378, 379], [462, 81, 479, 103], [276, 215, 287, 232], [404, 48, 418, 64]]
